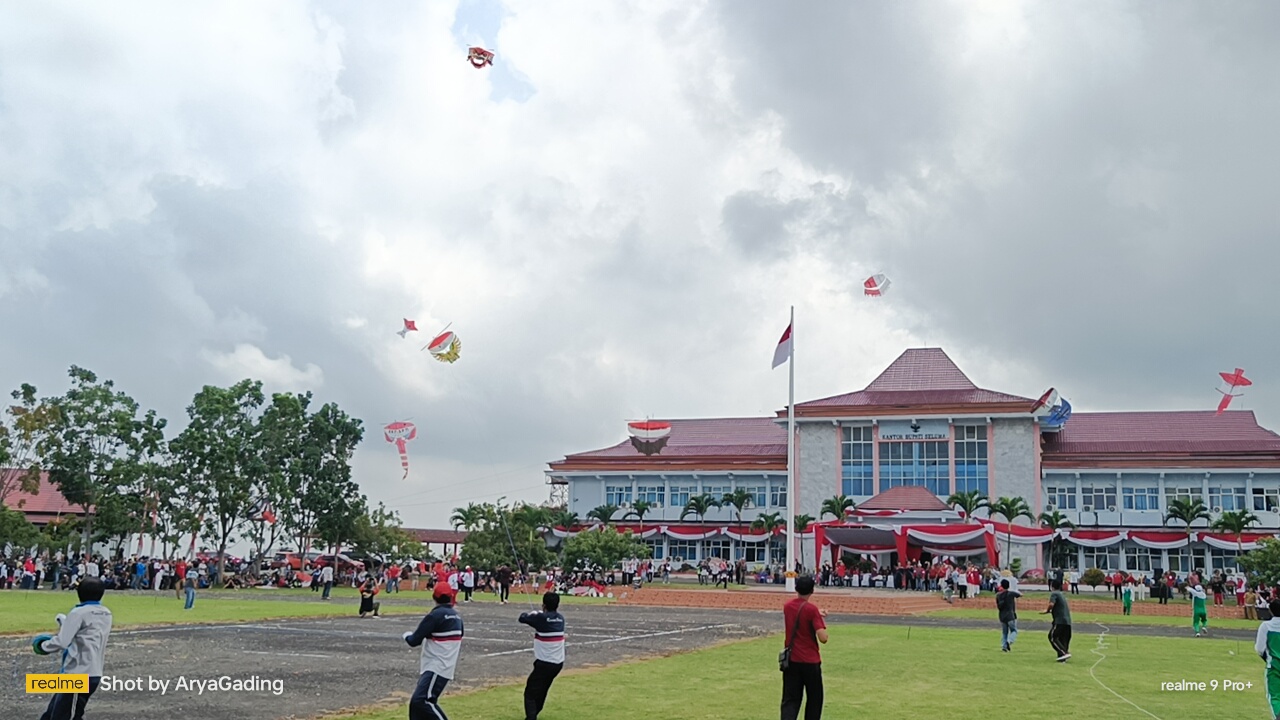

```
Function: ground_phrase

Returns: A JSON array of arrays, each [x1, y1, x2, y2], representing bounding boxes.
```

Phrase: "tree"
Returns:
[[680, 494, 719, 523], [550, 510, 580, 529], [38, 367, 167, 554], [793, 514, 814, 534], [1211, 509, 1260, 553], [721, 488, 754, 527], [624, 499, 654, 524], [820, 494, 854, 521], [561, 526, 650, 572], [170, 380, 265, 579], [0, 383, 60, 506], [1165, 497, 1211, 546], [458, 501, 554, 572], [351, 502, 417, 562], [946, 490, 990, 521], [751, 511, 785, 567], [287, 400, 363, 558], [1239, 538, 1280, 587], [1038, 510, 1075, 570], [988, 496, 1033, 570], [587, 504, 620, 526], [451, 503, 489, 531], [0, 505, 39, 550], [1081, 567, 1106, 589]]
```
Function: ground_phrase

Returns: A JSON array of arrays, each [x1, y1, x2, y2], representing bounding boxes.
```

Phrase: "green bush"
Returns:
[[1081, 568, 1106, 589]]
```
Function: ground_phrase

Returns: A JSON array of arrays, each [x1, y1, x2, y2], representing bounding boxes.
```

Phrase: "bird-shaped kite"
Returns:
[[1216, 368, 1252, 415], [384, 421, 417, 479], [468, 47, 494, 69], [627, 420, 672, 456], [423, 329, 461, 363], [864, 273, 890, 297], [397, 319, 418, 338]]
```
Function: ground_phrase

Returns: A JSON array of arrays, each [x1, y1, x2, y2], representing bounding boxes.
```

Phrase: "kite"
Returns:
[[1216, 368, 1252, 415], [863, 274, 890, 297], [397, 319, 418, 338], [249, 497, 277, 525], [628, 420, 672, 456], [384, 421, 417, 479], [1044, 397, 1072, 428], [1031, 388, 1059, 413], [424, 330, 462, 363], [467, 47, 494, 69]]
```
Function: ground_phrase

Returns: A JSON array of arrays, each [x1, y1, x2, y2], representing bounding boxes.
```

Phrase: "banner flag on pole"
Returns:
[[772, 323, 793, 369]]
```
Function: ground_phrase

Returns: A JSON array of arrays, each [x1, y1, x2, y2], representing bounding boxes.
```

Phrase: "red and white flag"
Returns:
[[772, 323, 793, 369]]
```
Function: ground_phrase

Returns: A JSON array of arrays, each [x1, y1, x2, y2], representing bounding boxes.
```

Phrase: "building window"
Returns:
[[1082, 547, 1119, 571], [1165, 486, 1204, 508], [1208, 487, 1246, 512], [1254, 487, 1280, 512], [1045, 485, 1077, 510], [953, 425, 988, 495], [878, 441, 950, 496], [1081, 485, 1117, 512], [644, 539, 665, 560], [705, 484, 732, 501], [1123, 546, 1153, 573], [769, 481, 787, 508], [735, 544, 765, 563], [1122, 487, 1159, 511], [636, 485, 665, 508], [669, 485, 695, 508], [1167, 549, 1191, 573], [1210, 548, 1240, 573], [703, 539, 731, 560], [842, 426, 874, 496], [667, 540, 698, 563], [741, 485, 767, 508], [606, 485, 632, 507]]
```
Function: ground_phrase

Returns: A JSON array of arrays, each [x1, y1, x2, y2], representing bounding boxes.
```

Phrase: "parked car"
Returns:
[[271, 552, 322, 571], [312, 553, 365, 573]]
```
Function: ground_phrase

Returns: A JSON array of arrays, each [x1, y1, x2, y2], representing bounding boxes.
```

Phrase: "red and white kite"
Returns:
[[384, 421, 418, 479], [397, 319, 418, 338], [424, 330, 462, 363], [864, 274, 891, 297], [1216, 368, 1252, 415], [250, 497, 277, 525], [468, 47, 494, 69], [628, 420, 672, 456]]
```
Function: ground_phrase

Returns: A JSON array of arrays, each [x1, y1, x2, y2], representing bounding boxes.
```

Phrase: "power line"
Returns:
[[381, 462, 548, 503]]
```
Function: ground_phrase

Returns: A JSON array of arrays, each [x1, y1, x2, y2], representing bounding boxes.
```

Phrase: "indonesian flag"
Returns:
[[772, 323, 793, 369]]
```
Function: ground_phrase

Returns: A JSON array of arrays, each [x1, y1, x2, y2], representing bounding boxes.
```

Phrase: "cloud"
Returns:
[[203, 344, 325, 393]]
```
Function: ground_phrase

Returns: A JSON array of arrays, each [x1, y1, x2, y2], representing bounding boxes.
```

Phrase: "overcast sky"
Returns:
[[2, 1, 1277, 529]]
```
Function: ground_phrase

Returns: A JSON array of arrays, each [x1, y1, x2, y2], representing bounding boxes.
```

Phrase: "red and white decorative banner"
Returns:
[[980, 520, 1055, 545], [1128, 531, 1193, 550], [903, 525, 991, 546], [1198, 532, 1277, 552], [663, 526, 728, 541], [1060, 529, 1127, 548], [834, 544, 896, 554]]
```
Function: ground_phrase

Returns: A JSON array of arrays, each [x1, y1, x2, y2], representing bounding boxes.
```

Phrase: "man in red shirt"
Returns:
[[781, 576, 828, 720]]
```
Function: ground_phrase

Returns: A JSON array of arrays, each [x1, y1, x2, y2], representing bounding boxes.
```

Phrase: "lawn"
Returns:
[[348, 624, 1262, 720], [927, 607, 1261, 631]]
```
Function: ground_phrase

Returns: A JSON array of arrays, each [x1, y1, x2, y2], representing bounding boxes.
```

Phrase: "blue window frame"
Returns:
[[841, 426, 874, 496], [878, 441, 949, 496], [953, 425, 988, 495]]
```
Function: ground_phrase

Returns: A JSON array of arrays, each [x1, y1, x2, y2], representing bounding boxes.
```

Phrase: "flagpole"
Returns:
[[785, 305, 797, 592]]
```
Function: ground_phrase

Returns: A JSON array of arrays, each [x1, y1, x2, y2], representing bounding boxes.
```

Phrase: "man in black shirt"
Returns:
[[995, 579, 1022, 652]]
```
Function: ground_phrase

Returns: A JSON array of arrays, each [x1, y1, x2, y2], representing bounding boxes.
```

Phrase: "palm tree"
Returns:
[[624, 499, 654, 525], [793, 514, 814, 534], [450, 503, 487, 531], [946, 490, 990, 521], [820, 494, 855, 521], [680, 493, 720, 523], [587, 504, 620, 526], [1164, 497, 1211, 548], [511, 504, 552, 543], [721, 489, 755, 527], [550, 510, 580, 529], [1211, 509, 1260, 554], [988, 496, 1033, 570], [1038, 510, 1074, 570], [752, 512, 786, 567]]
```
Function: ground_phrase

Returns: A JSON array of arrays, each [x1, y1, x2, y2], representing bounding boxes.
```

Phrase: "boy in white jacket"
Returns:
[[1255, 599, 1280, 720], [35, 577, 113, 720]]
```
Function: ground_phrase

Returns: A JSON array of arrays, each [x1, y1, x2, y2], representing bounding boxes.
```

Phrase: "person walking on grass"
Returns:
[[995, 579, 1021, 652], [404, 587, 463, 720], [1122, 581, 1133, 616], [320, 563, 334, 600], [781, 575, 828, 720], [1040, 579, 1072, 662], [183, 571, 196, 610], [519, 591, 565, 720], [1190, 583, 1209, 636]]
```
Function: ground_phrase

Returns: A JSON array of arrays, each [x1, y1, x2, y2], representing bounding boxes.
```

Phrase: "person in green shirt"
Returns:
[[1040, 579, 1072, 662], [1254, 598, 1280, 719], [1122, 582, 1133, 616], [1189, 584, 1209, 636]]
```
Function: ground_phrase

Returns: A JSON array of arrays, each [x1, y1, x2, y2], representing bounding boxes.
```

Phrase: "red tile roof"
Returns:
[[551, 417, 786, 466], [796, 348, 1034, 410], [404, 528, 469, 544], [1, 471, 87, 520], [1042, 410, 1280, 456], [857, 486, 951, 511]]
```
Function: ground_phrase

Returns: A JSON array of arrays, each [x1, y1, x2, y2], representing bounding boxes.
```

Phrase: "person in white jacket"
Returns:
[[1255, 599, 1280, 720], [36, 577, 113, 720]]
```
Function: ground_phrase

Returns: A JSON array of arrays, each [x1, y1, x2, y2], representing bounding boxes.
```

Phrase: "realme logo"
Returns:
[[26, 674, 90, 693]]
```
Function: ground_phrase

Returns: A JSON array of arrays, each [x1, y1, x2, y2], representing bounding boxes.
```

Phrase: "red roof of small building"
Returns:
[[1042, 410, 1280, 462], [793, 348, 1034, 413], [404, 528, 469, 544], [856, 486, 951, 511], [1, 471, 87, 521], [549, 417, 786, 471]]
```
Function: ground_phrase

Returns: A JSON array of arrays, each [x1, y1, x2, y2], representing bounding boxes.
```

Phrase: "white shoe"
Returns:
[[1057, 654, 1070, 662]]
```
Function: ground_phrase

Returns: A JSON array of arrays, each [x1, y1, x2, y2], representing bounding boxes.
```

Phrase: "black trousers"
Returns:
[[524, 659, 562, 720], [409, 671, 449, 720], [781, 661, 823, 720], [40, 676, 100, 720], [500, 583, 511, 602], [1049, 624, 1072, 657]]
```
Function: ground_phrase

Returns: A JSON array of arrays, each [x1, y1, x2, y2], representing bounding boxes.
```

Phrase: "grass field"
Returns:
[[350, 624, 1263, 720], [926, 607, 1261, 631]]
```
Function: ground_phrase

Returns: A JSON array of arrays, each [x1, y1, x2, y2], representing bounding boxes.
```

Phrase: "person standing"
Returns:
[[35, 577, 113, 720], [519, 592, 565, 720], [1122, 581, 1133, 616], [496, 564, 514, 605], [461, 566, 475, 602], [403, 587, 464, 720], [183, 571, 197, 610], [1190, 583, 1209, 636], [1041, 579, 1072, 662], [1256, 599, 1280, 720], [320, 563, 334, 600], [1068, 570, 1080, 595], [780, 575, 828, 720], [995, 579, 1021, 652]]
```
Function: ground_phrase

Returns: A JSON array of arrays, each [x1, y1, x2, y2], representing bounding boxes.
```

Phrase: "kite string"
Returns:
[[1089, 622, 1164, 720], [497, 510, 538, 612]]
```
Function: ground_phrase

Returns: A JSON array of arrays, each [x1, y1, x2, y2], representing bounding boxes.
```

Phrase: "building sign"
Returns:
[[877, 419, 949, 441]]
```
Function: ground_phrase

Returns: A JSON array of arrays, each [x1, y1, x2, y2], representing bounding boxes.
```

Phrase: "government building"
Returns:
[[546, 348, 1280, 576]]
